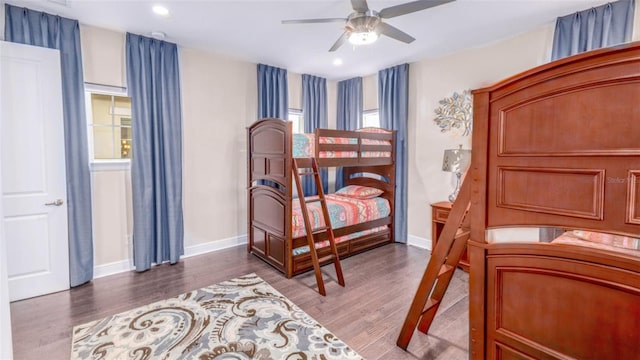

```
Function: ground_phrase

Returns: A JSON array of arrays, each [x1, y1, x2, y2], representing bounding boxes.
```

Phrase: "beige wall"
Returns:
[[288, 72, 302, 110], [327, 80, 337, 128], [90, 168, 132, 265], [181, 46, 256, 246], [362, 74, 378, 111], [80, 25, 125, 88]]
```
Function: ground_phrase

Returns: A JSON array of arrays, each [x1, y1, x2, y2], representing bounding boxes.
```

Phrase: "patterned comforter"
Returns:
[[293, 133, 391, 158], [292, 194, 390, 255]]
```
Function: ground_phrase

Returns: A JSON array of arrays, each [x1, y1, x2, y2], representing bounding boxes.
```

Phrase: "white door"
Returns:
[[0, 41, 69, 302]]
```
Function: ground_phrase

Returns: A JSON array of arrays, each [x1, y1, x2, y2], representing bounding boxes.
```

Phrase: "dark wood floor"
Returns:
[[10, 243, 469, 360]]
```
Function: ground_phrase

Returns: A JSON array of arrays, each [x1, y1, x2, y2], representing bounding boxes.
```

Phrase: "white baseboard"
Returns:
[[408, 235, 432, 251], [93, 234, 248, 279], [94, 259, 133, 279], [183, 234, 247, 258]]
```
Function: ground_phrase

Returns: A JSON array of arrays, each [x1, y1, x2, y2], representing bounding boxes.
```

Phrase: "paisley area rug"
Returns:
[[71, 273, 362, 359]]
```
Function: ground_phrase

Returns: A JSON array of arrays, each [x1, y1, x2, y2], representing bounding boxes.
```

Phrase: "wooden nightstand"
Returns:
[[431, 201, 469, 272]]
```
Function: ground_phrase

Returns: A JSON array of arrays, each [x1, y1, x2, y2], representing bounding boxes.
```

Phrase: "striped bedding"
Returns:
[[552, 230, 640, 257], [292, 194, 390, 256], [292, 133, 391, 159]]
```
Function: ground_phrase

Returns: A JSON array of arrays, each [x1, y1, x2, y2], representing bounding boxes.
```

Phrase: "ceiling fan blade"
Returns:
[[379, 0, 455, 19], [376, 22, 415, 44], [282, 18, 346, 24], [329, 32, 349, 52], [351, 0, 369, 13]]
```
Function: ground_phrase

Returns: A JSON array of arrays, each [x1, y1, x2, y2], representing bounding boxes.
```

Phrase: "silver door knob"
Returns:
[[44, 199, 64, 206]]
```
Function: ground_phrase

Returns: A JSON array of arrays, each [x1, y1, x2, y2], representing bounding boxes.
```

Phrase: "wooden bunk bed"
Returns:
[[466, 42, 640, 359], [247, 118, 396, 278]]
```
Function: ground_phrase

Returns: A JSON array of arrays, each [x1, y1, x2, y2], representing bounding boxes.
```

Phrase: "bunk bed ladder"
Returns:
[[397, 178, 471, 349], [292, 157, 345, 296]]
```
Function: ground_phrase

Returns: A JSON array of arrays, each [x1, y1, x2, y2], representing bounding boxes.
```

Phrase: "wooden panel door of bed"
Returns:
[[247, 119, 293, 273]]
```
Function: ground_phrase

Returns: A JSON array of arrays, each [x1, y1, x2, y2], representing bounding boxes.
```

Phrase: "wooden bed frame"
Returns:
[[247, 118, 396, 278], [469, 42, 640, 359]]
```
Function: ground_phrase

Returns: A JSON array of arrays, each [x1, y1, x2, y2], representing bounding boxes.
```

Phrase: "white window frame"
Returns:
[[288, 109, 304, 133], [84, 83, 131, 171], [362, 109, 380, 128]]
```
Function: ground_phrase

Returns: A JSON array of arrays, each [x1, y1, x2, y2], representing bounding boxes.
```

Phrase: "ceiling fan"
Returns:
[[282, 0, 455, 52]]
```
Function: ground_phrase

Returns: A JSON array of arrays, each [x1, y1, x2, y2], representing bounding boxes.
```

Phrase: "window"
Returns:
[[85, 85, 132, 161], [362, 110, 380, 128], [288, 109, 304, 133]]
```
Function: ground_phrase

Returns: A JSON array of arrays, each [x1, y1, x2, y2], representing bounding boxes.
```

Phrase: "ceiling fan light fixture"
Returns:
[[283, 0, 454, 51], [348, 31, 378, 46]]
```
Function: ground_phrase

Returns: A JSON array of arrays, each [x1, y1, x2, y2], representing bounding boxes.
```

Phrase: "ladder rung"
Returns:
[[305, 198, 326, 204], [318, 254, 335, 263], [311, 226, 329, 235], [421, 298, 441, 315], [297, 171, 316, 176], [438, 264, 454, 277]]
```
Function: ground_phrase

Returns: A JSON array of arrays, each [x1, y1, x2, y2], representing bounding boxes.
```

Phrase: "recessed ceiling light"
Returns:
[[333, 58, 343, 66], [152, 5, 169, 17]]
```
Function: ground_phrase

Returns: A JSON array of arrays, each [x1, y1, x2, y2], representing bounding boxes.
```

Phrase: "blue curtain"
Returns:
[[257, 64, 288, 119], [379, 64, 409, 244], [5, 4, 94, 286], [335, 77, 363, 190], [126, 33, 184, 272], [551, 0, 635, 60], [302, 74, 329, 196]]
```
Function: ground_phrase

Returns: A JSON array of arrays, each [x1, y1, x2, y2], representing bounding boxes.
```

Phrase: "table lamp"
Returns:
[[442, 145, 471, 202]]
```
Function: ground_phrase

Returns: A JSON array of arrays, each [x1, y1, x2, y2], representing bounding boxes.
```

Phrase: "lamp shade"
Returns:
[[442, 147, 471, 173]]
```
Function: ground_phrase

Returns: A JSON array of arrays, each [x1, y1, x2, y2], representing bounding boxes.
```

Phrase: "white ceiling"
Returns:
[[5, 0, 610, 80]]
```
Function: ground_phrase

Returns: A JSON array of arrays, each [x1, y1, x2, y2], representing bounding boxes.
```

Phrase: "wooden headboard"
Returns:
[[470, 42, 640, 242]]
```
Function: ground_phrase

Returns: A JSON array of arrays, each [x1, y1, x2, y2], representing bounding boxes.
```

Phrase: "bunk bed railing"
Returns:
[[314, 128, 395, 167]]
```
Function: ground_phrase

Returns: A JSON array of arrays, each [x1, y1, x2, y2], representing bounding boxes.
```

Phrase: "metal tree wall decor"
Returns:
[[433, 90, 472, 136]]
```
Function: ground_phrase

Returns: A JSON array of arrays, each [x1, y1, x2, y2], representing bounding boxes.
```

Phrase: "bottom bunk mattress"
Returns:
[[292, 193, 391, 255], [551, 230, 640, 257]]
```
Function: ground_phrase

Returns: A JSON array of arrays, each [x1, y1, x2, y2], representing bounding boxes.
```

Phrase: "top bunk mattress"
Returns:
[[551, 230, 640, 258], [293, 130, 391, 158]]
